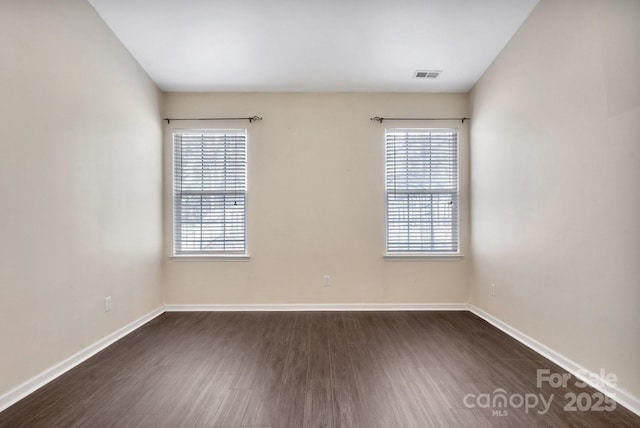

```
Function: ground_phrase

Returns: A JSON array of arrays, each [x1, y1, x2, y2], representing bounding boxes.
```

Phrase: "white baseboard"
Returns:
[[469, 304, 640, 418], [164, 303, 470, 312], [0, 306, 165, 413]]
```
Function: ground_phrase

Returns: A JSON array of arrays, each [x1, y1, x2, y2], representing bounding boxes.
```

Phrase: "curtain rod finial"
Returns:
[[371, 116, 384, 123]]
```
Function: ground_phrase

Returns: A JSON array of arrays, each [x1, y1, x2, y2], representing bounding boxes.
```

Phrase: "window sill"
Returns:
[[170, 254, 251, 262], [384, 253, 464, 261]]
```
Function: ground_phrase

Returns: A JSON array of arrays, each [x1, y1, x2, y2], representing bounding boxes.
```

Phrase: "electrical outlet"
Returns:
[[105, 296, 112, 312], [490, 283, 496, 297], [322, 275, 331, 286]]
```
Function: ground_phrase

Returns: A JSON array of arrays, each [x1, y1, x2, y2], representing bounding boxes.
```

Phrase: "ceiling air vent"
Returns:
[[414, 70, 441, 79]]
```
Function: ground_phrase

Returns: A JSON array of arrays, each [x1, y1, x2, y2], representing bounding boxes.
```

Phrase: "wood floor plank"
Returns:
[[241, 312, 295, 427], [1, 311, 638, 428], [328, 313, 361, 428], [271, 312, 311, 428], [302, 313, 334, 428], [199, 388, 252, 428]]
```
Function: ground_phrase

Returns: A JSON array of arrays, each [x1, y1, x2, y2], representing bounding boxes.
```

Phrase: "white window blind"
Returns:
[[173, 130, 247, 255], [385, 128, 459, 254]]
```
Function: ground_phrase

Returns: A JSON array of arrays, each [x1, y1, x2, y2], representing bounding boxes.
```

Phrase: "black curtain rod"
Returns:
[[164, 116, 262, 124], [371, 116, 469, 123]]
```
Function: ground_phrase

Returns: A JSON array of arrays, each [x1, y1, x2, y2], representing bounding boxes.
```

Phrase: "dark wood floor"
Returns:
[[1, 311, 638, 427]]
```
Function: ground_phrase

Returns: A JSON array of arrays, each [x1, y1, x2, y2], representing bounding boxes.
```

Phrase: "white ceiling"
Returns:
[[89, 0, 538, 93]]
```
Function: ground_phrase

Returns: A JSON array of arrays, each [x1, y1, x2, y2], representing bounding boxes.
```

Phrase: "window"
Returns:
[[173, 129, 247, 255], [385, 128, 459, 254]]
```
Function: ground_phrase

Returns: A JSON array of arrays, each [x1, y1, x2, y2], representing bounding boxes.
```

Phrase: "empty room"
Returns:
[[1, 0, 639, 427]]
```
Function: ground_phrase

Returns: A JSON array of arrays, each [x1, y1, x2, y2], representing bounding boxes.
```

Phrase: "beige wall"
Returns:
[[470, 0, 640, 399], [0, 0, 163, 396], [163, 92, 470, 304]]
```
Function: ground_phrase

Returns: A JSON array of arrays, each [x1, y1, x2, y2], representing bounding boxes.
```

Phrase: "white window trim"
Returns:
[[172, 128, 249, 257], [384, 127, 461, 257], [383, 253, 463, 261], [169, 254, 250, 262]]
